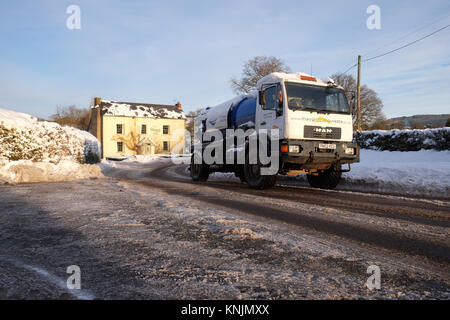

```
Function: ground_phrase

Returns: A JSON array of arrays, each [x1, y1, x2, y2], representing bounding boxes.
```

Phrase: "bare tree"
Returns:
[[330, 73, 385, 130], [369, 119, 387, 130], [51, 105, 90, 130], [411, 122, 426, 129], [230, 56, 291, 95], [185, 108, 203, 139]]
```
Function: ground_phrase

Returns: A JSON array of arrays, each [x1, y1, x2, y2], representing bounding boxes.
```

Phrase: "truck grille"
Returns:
[[304, 126, 341, 140]]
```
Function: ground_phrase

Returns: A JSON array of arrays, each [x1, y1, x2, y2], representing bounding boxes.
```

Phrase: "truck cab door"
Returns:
[[256, 84, 284, 137]]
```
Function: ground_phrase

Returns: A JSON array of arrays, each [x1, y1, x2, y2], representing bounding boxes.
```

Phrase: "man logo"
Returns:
[[313, 128, 332, 134]]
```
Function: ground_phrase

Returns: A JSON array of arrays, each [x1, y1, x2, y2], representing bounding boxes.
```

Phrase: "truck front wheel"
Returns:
[[190, 154, 209, 181], [244, 153, 277, 189], [307, 163, 341, 189]]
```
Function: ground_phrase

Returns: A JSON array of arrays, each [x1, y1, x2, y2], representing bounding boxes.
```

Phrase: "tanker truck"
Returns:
[[190, 72, 359, 189]]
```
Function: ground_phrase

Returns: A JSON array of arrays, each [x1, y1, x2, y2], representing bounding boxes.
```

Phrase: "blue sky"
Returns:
[[0, 0, 449, 119]]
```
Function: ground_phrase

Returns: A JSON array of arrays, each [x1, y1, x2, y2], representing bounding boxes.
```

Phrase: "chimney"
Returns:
[[94, 97, 101, 107], [175, 101, 182, 110]]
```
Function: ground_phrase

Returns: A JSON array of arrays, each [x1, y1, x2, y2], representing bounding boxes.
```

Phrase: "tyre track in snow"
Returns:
[[131, 163, 450, 266], [166, 165, 450, 228]]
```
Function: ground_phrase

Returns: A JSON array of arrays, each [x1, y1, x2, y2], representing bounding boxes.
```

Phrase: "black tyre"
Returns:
[[234, 165, 246, 183], [243, 152, 277, 189], [190, 154, 209, 181], [307, 163, 341, 189]]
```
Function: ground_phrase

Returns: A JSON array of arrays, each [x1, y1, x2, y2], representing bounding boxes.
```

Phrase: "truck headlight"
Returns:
[[345, 147, 355, 155], [289, 145, 300, 153]]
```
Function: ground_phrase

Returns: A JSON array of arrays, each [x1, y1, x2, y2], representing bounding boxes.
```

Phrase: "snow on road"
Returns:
[[1, 151, 449, 299], [2, 167, 448, 299]]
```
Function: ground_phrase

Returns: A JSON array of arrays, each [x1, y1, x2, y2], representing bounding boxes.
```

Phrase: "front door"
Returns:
[[256, 84, 284, 138]]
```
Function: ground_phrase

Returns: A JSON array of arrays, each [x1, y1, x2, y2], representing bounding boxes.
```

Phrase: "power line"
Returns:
[[362, 24, 450, 62], [361, 12, 450, 57], [339, 19, 450, 75], [341, 63, 357, 75]]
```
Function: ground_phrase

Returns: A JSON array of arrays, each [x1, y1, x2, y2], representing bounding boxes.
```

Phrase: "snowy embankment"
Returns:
[[341, 149, 450, 197], [0, 108, 103, 184]]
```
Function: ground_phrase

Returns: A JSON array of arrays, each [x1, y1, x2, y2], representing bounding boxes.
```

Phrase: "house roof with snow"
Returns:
[[93, 99, 186, 119]]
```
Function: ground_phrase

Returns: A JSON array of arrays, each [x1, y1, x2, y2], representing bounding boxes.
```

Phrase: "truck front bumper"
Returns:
[[280, 139, 360, 170]]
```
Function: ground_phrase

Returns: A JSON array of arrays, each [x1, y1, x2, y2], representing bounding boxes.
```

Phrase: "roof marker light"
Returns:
[[300, 75, 317, 81]]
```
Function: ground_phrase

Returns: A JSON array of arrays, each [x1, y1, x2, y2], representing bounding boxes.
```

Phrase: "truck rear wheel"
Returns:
[[190, 154, 209, 181], [307, 163, 341, 189], [244, 153, 277, 189]]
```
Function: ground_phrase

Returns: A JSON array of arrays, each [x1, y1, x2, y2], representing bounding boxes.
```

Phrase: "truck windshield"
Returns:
[[285, 82, 350, 114]]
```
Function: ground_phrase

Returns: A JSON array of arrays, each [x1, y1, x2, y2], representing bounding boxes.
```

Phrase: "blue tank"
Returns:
[[228, 97, 256, 129]]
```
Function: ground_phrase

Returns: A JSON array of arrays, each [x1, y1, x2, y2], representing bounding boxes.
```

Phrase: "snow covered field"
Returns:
[[342, 149, 450, 197]]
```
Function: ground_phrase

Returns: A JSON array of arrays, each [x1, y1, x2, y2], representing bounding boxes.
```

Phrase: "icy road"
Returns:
[[0, 157, 449, 299]]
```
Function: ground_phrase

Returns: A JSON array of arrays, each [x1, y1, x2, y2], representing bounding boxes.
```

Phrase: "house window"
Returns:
[[116, 124, 124, 134], [163, 125, 169, 134], [163, 141, 169, 151], [117, 142, 124, 152], [141, 124, 147, 134]]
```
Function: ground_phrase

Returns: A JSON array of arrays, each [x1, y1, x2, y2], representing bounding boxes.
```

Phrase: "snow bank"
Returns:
[[0, 160, 103, 185], [357, 128, 450, 151], [341, 149, 450, 197], [0, 108, 100, 163], [0, 108, 37, 128]]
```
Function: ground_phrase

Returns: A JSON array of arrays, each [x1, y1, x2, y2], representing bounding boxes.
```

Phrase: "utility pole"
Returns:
[[356, 55, 362, 132]]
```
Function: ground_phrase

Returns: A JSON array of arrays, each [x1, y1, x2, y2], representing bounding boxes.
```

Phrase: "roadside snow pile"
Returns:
[[0, 108, 103, 184], [341, 149, 450, 197], [356, 128, 450, 151], [0, 160, 103, 185], [0, 108, 100, 163]]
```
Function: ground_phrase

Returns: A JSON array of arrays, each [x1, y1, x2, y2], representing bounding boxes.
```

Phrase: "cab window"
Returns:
[[262, 86, 277, 110]]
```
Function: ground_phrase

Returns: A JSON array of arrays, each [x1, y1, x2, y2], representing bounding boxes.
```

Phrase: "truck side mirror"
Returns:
[[259, 91, 266, 106]]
